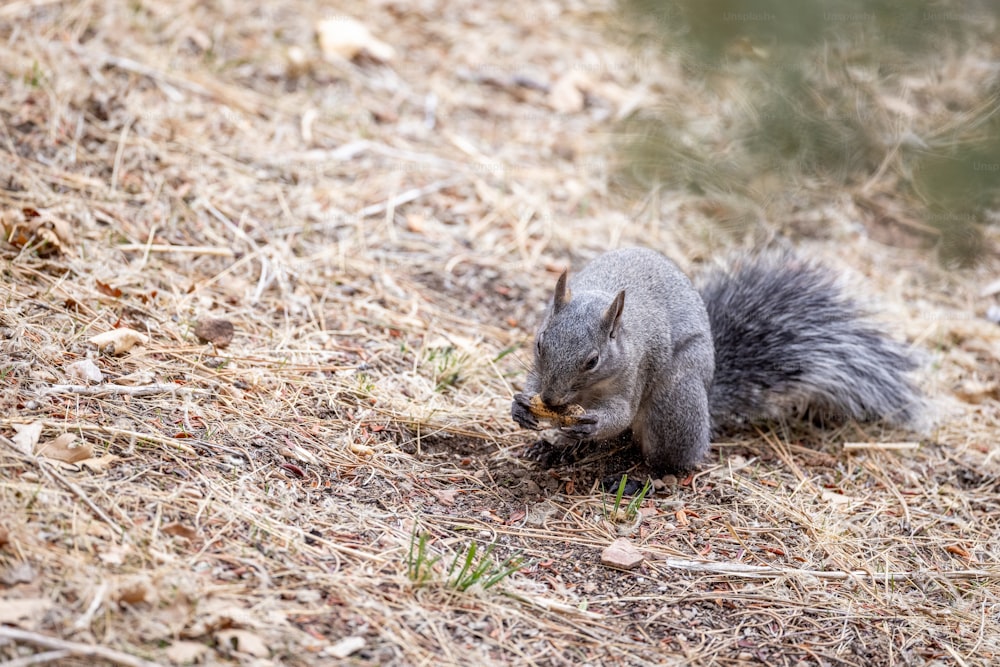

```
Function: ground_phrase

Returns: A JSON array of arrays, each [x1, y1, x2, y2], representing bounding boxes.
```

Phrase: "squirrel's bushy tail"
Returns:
[[700, 255, 922, 432]]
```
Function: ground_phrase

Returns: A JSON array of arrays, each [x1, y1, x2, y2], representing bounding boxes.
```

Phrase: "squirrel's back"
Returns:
[[573, 247, 710, 350]]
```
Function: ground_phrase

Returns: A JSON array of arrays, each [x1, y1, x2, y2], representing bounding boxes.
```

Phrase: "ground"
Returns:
[[2, 1, 1000, 666]]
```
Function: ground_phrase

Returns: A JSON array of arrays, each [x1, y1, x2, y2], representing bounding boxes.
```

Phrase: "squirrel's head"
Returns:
[[532, 270, 626, 407]]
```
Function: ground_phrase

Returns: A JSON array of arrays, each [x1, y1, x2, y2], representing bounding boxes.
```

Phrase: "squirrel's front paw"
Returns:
[[511, 393, 541, 430], [560, 414, 598, 441]]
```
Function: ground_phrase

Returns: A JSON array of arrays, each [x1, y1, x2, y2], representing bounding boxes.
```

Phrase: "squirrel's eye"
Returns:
[[584, 354, 599, 371]]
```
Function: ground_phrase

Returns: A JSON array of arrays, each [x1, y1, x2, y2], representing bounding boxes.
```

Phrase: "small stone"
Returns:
[[600, 537, 644, 570], [194, 318, 235, 347], [660, 474, 677, 487]]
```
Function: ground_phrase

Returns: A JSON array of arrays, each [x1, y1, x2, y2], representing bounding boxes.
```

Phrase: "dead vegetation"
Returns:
[[1, 1, 1000, 665]]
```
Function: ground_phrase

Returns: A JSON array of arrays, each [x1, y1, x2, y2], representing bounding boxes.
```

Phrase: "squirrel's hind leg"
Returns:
[[636, 374, 711, 474]]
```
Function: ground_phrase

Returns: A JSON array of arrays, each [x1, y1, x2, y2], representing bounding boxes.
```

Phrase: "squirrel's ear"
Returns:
[[604, 290, 625, 338], [553, 270, 571, 312]]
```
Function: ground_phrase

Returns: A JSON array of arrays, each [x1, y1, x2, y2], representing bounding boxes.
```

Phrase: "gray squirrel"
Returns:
[[511, 247, 922, 474]]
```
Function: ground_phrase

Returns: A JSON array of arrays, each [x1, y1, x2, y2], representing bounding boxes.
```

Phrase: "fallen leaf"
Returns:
[[194, 318, 235, 347], [326, 636, 366, 659], [1, 561, 36, 585], [165, 641, 210, 665], [117, 575, 156, 605], [76, 454, 120, 474], [216, 629, 269, 658], [0, 525, 8, 548], [430, 488, 459, 506], [1, 209, 72, 256], [349, 442, 374, 456], [0, 598, 52, 627], [11, 422, 43, 455], [115, 370, 156, 385], [35, 433, 94, 464], [600, 537, 644, 570], [279, 444, 319, 464], [96, 280, 123, 298], [162, 522, 199, 541], [821, 490, 852, 506], [946, 544, 972, 560], [317, 17, 395, 62], [100, 543, 130, 566], [954, 379, 1000, 404], [66, 359, 104, 384], [90, 328, 149, 354]]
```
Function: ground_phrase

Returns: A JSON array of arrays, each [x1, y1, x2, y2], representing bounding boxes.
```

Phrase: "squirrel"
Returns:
[[511, 247, 922, 475]]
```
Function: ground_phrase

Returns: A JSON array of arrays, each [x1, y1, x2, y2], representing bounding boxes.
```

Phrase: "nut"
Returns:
[[527, 394, 586, 426]]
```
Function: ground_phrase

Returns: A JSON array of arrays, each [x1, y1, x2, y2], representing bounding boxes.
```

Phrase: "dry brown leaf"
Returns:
[[217, 629, 270, 658], [317, 17, 395, 62], [11, 422, 43, 455], [66, 358, 104, 384], [1, 561, 36, 585], [430, 488, 459, 506], [954, 379, 1000, 404], [349, 442, 375, 456], [821, 490, 852, 507], [100, 543, 130, 566], [945, 544, 972, 560], [1, 209, 73, 255], [77, 454, 120, 473], [90, 328, 149, 354], [117, 575, 157, 605], [162, 522, 199, 541], [0, 597, 52, 627], [116, 370, 156, 385], [165, 640, 211, 665], [35, 433, 94, 463], [326, 636, 366, 659], [96, 279, 123, 298]]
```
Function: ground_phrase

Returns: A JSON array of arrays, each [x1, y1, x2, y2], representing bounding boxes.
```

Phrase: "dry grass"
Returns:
[[2, 1, 1000, 665]]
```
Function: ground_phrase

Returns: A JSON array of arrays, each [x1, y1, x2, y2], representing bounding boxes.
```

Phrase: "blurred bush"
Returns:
[[616, 0, 1000, 265]]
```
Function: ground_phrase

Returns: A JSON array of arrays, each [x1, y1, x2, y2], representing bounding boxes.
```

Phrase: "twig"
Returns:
[[505, 592, 604, 620], [72, 581, 109, 631], [2, 649, 73, 667], [659, 557, 996, 582], [41, 383, 198, 398], [0, 628, 161, 667], [116, 244, 235, 256], [843, 442, 920, 451], [357, 177, 464, 219]]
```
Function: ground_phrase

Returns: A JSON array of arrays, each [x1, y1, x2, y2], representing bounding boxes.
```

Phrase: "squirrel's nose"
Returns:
[[540, 390, 563, 408]]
